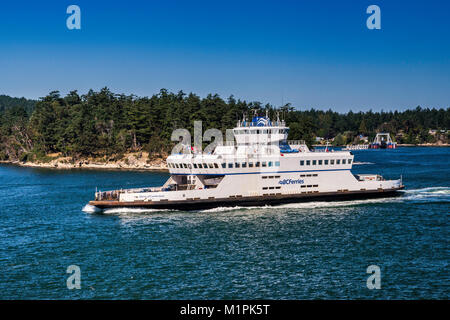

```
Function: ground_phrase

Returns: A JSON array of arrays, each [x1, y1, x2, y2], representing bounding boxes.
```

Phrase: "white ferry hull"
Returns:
[[89, 186, 404, 210]]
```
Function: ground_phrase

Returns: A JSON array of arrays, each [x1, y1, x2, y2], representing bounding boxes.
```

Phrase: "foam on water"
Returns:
[[102, 207, 174, 215], [81, 186, 449, 215], [81, 204, 102, 213]]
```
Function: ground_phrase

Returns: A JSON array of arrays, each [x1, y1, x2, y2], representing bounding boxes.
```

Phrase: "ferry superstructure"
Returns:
[[89, 116, 404, 210]]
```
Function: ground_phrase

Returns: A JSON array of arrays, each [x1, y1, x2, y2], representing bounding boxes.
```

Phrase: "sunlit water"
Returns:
[[0, 147, 448, 299]]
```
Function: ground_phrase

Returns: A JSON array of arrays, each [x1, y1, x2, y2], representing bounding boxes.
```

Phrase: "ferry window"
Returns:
[[275, 161, 280, 166], [269, 176, 274, 179], [249, 162, 254, 167], [262, 162, 267, 167], [242, 162, 247, 168], [263, 187, 268, 190], [193, 163, 197, 169], [306, 160, 311, 165], [336, 159, 341, 165], [325, 160, 329, 165], [269, 187, 274, 190], [300, 160, 305, 166], [214, 163, 219, 168], [228, 163, 233, 168], [313, 184, 318, 187], [262, 176, 267, 179], [348, 159, 352, 164], [255, 162, 260, 167], [318, 160, 323, 165], [268, 161, 273, 167], [306, 174, 312, 177], [312, 160, 317, 165], [313, 174, 318, 177], [300, 174, 306, 177], [275, 186, 281, 189], [235, 162, 240, 168], [301, 185, 306, 188], [274, 175, 280, 178], [330, 159, 335, 165], [307, 185, 312, 188], [221, 163, 226, 168], [342, 159, 346, 164]]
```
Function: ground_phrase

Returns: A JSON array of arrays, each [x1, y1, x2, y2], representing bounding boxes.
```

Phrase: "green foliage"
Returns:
[[0, 90, 449, 160]]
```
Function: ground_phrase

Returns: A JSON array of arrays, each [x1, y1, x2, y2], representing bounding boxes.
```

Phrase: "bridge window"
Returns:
[[221, 163, 226, 168], [255, 162, 260, 167], [235, 162, 240, 168], [336, 159, 341, 165], [193, 163, 198, 169], [242, 162, 247, 168], [300, 160, 305, 166], [318, 160, 323, 165], [306, 160, 311, 165], [325, 160, 329, 165], [249, 162, 254, 167], [188, 164, 192, 169], [228, 163, 233, 168], [262, 162, 267, 167], [342, 159, 346, 164], [348, 159, 352, 164], [183, 163, 187, 168], [330, 159, 335, 165], [268, 161, 273, 167], [214, 163, 219, 168], [312, 160, 317, 165], [275, 161, 280, 166], [208, 163, 214, 168]]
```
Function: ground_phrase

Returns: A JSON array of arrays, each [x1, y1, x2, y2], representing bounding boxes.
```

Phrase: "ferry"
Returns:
[[89, 115, 404, 210], [369, 133, 397, 149]]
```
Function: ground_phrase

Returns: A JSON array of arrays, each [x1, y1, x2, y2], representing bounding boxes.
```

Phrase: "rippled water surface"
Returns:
[[0, 147, 449, 299]]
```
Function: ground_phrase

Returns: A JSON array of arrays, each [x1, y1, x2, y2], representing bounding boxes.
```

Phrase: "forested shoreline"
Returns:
[[0, 88, 449, 165]]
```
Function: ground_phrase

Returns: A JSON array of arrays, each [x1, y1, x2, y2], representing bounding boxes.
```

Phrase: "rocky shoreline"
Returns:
[[0, 152, 169, 171]]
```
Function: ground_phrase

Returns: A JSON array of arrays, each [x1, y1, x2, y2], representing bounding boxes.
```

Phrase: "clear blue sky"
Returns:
[[0, 0, 449, 111]]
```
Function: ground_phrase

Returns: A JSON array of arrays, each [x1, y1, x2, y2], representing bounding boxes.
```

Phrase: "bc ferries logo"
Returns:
[[279, 179, 304, 185]]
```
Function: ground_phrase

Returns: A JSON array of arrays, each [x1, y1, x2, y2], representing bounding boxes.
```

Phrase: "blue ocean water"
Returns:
[[0, 147, 448, 299]]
